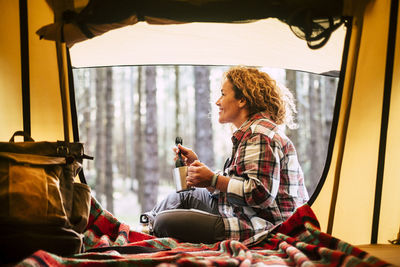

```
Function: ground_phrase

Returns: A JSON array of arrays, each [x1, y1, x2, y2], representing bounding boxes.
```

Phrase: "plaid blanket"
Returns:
[[16, 198, 389, 266]]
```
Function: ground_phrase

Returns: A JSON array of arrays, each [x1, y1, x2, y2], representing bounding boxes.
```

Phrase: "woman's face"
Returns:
[[215, 80, 247, 127]]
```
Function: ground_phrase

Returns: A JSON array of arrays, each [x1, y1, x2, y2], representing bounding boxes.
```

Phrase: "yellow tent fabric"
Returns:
[[0, 0, 67, 141], [0, 1, 23, 140], [313, 0, 400, 246]]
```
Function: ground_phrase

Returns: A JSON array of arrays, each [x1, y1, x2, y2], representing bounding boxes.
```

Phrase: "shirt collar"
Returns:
[[231, 111, 274, 145]]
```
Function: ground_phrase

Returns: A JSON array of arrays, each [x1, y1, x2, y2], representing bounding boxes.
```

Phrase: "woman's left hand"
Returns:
[[187, 160, 214, 188]]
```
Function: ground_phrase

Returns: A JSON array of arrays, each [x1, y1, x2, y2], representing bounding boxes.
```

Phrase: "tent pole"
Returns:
[[371, 0, 399, 244], [55, 41, 70, 142], [326, 14, 364, 235], [66, 48, 88, 184], [308, 17, 353, 207], [19, 0, 30, 139]]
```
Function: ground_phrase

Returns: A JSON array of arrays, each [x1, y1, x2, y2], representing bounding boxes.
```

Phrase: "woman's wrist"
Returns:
[[214, 174, 229, 192], [210, 173, 219, 188]]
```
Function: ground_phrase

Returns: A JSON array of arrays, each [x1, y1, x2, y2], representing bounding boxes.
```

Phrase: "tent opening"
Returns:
[[72, 65, 340, 227], [69, 16, 347, 228]]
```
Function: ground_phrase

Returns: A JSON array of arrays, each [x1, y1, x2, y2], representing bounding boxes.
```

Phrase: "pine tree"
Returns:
[[143, 66, 159, 212], [104, 67, 114, 213], [194, 66, 214, 168], [135, 67, 145, 204], [94, 68, 105, 200]]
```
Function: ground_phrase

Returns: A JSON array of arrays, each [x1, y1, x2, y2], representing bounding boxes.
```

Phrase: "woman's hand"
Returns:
[[173, 144, 198, 166], [186, 160, 214, 188]]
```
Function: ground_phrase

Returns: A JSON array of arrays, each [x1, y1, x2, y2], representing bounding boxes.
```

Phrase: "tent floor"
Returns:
[[356, 244, 400, 266]]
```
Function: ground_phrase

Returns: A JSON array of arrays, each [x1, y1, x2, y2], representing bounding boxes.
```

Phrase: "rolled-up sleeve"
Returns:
[[226, 134, 281, 209]]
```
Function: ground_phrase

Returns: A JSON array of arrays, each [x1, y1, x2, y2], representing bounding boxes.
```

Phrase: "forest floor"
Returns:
[[95, 178, 175, 228]]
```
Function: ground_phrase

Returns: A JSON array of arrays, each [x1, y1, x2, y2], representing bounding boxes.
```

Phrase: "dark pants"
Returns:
[[146, 188, 225, 243]]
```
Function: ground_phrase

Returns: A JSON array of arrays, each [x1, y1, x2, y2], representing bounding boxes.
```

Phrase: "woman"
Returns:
[[143, 66, 309, 244]]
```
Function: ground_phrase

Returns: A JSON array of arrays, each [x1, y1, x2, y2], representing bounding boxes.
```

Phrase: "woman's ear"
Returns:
[[238, 98, 247, 108]]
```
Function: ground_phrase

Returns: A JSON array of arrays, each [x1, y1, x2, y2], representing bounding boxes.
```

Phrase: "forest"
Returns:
[[73, 65, 338, 226]]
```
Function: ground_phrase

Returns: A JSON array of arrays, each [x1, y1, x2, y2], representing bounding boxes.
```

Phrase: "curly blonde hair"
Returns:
[[225, 66, 297, 129]]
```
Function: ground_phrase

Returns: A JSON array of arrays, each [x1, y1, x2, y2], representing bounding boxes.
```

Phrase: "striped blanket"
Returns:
[[16, 198, 389, 266]]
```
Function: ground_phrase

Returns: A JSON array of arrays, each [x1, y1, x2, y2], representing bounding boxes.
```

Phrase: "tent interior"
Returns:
[[0, 0, 399, 265]]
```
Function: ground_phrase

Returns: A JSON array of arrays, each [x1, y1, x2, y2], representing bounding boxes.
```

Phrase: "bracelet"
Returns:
[[210, 173, 219, 188]]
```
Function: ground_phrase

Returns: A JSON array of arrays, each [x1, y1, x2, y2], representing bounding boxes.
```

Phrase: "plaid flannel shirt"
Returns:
[[217, 112, 309, 243]]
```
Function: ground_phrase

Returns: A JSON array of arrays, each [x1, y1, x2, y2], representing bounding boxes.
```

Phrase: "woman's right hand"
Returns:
[[173, 144, 198, 166]]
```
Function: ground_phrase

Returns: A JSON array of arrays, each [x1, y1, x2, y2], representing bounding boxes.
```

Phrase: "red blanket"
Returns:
[[15, 198, 389, 266]]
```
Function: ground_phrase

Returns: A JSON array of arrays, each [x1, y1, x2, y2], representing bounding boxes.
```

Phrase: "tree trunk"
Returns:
[[194, 66, 214, 168], [76, 69, 92, 172], [135, 67, 145, 205], [285, 70, 299, 148], [143, 66, 159, 212], [175, 66, 181, 138], [85, 69, 94, 172], [308, 74, 324, 194], [129, 67, 137, 191], [182, 67, 194, 147], [119, 69, 128, 180], [94, 68, 105, 200], [105, 67, 114, 213], [297, 73, 309, 181], [323, 76, 337, 144]]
